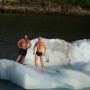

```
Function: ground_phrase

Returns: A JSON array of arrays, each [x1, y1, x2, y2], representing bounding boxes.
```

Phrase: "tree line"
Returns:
[[1, 0, 90, 7]]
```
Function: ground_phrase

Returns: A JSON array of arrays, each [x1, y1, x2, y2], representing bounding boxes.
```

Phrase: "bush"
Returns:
[[78, 0, 90, 7], [15, 0, 90, 7]]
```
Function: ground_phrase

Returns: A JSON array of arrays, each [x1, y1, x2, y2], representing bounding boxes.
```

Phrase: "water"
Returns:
[[0, 13, 90, 90], [0, 80, 24, 90]]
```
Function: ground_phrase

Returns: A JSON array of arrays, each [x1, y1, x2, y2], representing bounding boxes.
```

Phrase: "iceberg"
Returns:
[[0, 38, 90, 89]]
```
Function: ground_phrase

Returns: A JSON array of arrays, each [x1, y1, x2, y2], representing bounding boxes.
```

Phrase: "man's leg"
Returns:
[[35, 55, 38, 71], [22, 56, 25, 64], [40, 56, 44, 72], [16, 55, 21, 62]]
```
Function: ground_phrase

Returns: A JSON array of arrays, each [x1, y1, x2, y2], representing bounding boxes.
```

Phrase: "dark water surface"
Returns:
[[0, 80, 25, 90], [0, 13, 90, 90]]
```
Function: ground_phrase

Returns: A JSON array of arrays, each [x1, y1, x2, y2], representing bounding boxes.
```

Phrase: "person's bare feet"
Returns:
[[43, 69, 45, 72], [35, 68, 38, 71]]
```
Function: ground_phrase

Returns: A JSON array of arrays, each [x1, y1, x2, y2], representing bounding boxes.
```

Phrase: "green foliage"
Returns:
[[15, 0, 90, 7], [69, 0, 77, 5], [79, 0, 90, 7], [48, 0, 90, 6]]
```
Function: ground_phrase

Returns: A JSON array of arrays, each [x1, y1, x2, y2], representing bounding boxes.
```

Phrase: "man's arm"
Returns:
[[33, 43, 37, 55], [27, 40, 32, 49], [43, 43, 46, 56], [17, 39, 23, 48]]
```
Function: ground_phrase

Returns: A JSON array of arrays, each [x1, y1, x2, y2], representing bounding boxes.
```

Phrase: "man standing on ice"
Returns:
[[16, 34, 32, 64], [33, 36, 46, 72]]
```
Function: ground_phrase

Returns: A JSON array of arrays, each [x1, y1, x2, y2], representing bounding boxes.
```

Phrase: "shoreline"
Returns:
[[0, 3, 90, 16]]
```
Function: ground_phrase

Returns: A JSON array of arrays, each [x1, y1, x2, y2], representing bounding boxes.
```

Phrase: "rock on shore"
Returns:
[[0, 2, 90, 16]]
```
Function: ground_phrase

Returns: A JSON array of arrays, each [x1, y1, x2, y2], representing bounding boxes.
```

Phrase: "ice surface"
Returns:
[[0, 38, 90, 89], [0, 59, 90, 89]]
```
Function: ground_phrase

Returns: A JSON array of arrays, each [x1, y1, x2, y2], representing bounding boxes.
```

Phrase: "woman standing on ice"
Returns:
[[33, 36, 46, 72], [16, 34, 32, 64]]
